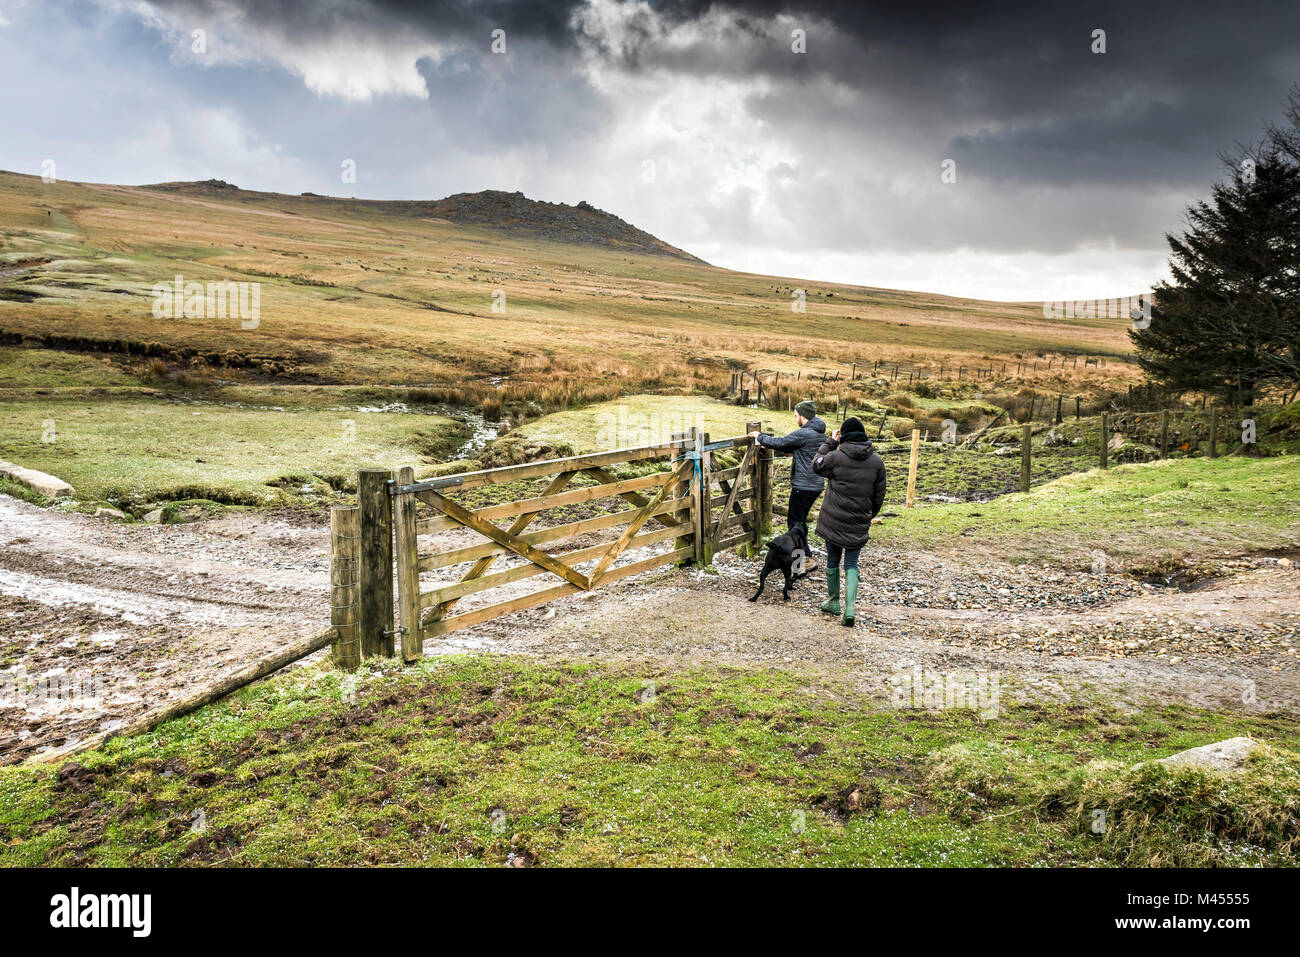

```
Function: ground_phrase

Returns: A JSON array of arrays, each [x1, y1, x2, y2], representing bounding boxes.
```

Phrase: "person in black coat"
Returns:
[[811, 416, 886, 627]]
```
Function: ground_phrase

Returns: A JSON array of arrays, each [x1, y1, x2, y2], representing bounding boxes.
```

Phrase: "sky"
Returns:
[[1, 0, 1297, 301]]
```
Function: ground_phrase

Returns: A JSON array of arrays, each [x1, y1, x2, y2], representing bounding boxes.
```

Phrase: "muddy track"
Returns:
[[1, 493, 1296, 763]]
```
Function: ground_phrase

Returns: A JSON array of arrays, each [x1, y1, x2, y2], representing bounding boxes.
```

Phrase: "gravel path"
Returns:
[[2, 492, 1296, 763], [0, 496, 329, 762]]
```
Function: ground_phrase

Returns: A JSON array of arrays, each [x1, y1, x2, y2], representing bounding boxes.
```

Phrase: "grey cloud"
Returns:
[[11, 0, 1299, 298]]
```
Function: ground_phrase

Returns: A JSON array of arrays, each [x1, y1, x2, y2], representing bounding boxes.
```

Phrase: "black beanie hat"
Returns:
[[839, 416, 868, 442]]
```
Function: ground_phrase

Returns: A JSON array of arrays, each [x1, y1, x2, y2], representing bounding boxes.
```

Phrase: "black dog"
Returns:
[[749, 525, 811, 602]]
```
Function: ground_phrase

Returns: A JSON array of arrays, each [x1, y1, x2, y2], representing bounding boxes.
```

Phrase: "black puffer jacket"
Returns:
[[757, 416, 826, 492], [811, 437, 886, 548]]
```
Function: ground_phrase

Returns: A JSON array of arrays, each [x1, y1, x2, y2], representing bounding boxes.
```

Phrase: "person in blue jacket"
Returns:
[[749, 400, 827, 551]]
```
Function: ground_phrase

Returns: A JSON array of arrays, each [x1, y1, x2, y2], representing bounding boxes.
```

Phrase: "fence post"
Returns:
[[690, 429, 708, 566], [760, 423, 773, 537], [905, 428, 920, 508], [1209, 407, 1219, 458], [1020, 424, 1032, 493], [746, 418, 771, 544], [1159, 410, 1170, 458], [392, 465, 422, 663], [329, 505, 361, 672], [357, 468, 395, 658], [1055, 395, 1062, 424], [703, 431, 716, 563], [1099, 413, 1109, 470], [671, 430, 692, 558]]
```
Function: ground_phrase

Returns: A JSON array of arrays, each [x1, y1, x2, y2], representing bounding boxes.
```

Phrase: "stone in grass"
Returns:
[[93, 506, 127, 520], [1155, 737, 1261, 773], [0, 459, 74, 498], [143, 508, 164, 523]]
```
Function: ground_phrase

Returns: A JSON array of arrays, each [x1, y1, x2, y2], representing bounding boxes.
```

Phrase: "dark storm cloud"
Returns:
[[142, 0, 591, 46], [150, 0, 1299, 190], [12, 0, 1299, 297], [596, 1, 1300, 188]]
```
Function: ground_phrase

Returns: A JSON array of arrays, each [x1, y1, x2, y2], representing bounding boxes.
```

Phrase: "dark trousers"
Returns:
[[825, 541, 861, 571], [787, 488, 821, 542]]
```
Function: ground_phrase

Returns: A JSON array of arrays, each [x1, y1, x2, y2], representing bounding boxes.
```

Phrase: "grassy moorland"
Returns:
[[874, 456, 1300, 567], [0, 168, 1154, 515], [2, 172, 1297, 870], [1, 656, 1295, 867], [0, 170, 1140, 410], [0, 392, 462, 510]]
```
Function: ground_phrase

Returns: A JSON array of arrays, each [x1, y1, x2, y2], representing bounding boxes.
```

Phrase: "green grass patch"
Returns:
[[1, 657, 1296, 867], [0, 395, 462, 510], [874, 456, 1300, 566], [0, 346, 146, 389], [511, 394, 761, 453], [0, 475, 50, 507]]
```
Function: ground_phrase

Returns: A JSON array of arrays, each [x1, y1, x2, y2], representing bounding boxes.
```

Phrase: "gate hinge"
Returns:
[[383, 626, 409, 638]]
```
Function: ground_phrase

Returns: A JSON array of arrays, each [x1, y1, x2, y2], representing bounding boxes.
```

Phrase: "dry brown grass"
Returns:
[[0, 171, 1140, 414]]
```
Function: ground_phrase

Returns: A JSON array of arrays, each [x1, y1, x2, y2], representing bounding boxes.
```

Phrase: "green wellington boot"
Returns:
[[842, 568, 860, 627], [820, 568, 841, 617]]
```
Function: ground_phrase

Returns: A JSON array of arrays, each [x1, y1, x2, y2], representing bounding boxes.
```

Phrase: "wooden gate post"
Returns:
[[696, 431, 714, 566], [686, 427, 705, 566], [745, 420, 765, 546], [357, 468, 395, 658], [758, 422, 773, 538], [1099, 413, 1109, 470], [329, 505, 361, 672], [1020, 424, 1032, 493], [672, 430, 693, 560], [1159, 410, 1170, 458], [905, 428, 920, 507], [1209, 407, 1219, 458], [392, 466, 423, 663]]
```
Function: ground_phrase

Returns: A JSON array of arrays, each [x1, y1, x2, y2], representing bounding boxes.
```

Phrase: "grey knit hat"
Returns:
[[795, 400, 816, 419]]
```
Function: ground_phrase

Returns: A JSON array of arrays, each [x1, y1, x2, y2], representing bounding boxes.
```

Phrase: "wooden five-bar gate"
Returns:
[[329, 423, 773, 670]]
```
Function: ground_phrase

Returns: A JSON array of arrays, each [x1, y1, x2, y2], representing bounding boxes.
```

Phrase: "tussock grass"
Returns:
[[927, 741, 1300, 866], [2, 657, 1296, 867]]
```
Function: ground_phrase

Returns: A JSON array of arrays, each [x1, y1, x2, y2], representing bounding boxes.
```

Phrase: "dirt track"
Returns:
[[1, 493, 1296, 763]]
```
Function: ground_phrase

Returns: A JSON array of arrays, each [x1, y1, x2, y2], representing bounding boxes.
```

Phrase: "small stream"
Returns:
[[455, 410, 501, 460]]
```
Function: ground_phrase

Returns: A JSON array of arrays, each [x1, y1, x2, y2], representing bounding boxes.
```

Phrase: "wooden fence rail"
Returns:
[[331, 426, 773, 670]]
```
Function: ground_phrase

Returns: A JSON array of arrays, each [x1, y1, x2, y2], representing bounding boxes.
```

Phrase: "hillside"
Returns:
[[0, 169, 1140, 412], [143, 180, 703, 262]]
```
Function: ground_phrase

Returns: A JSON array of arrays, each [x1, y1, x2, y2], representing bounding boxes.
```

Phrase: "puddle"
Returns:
[[0, 568, 269, 626]]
